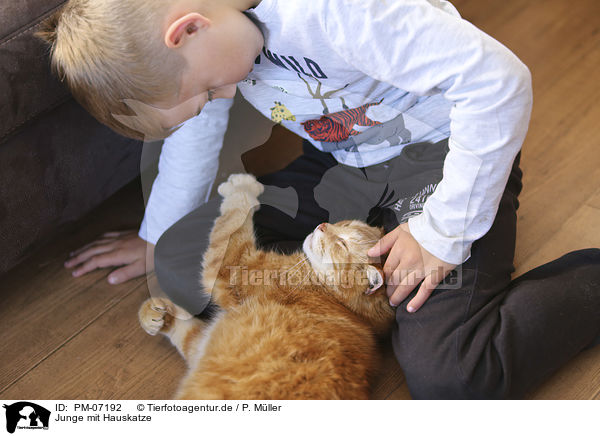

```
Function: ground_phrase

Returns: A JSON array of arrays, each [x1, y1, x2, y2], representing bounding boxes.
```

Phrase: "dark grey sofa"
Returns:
[[0, 0, 143, 274]]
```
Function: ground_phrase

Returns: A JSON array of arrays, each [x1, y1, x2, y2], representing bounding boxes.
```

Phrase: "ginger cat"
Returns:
[[139, 174, 395, 399]]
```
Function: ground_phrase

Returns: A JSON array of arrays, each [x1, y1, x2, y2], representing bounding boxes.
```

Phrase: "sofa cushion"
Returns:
[[0, 98, 143, 274], [0, 1, 70, 143], [1, 0, 65, 37]]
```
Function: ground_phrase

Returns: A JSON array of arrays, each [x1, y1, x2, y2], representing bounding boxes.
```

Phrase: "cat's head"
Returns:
[[302, 219, 385, 293], [302, 220, 394, 331]]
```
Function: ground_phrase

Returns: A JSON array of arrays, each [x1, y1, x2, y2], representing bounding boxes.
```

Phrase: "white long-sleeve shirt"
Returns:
[[139, 0, 533, 265]]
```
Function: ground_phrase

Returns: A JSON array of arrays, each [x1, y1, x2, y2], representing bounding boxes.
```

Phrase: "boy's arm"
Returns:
[[65, 94, 233, 284], [325, 0, 533, 266], [139, 97, 234, 245]]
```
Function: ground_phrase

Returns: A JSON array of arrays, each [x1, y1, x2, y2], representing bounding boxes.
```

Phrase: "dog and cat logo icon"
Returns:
[[3, 402, 50, 433]]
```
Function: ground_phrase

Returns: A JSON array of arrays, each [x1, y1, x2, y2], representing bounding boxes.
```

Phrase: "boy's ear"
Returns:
[[365, 265, 384, 295], [165, 12, 210, 48]]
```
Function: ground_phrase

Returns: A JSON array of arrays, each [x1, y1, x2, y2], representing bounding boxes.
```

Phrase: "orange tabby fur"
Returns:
[[139, 174, 395, 399]]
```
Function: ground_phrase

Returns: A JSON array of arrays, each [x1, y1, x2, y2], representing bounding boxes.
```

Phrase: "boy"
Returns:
[[48, 0, 600, 399]]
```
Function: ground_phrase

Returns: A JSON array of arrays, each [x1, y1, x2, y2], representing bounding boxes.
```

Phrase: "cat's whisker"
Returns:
[[285, 256, 309, 277], [289, 258, 307, 272], [284, 257, 306, 272], [286, 271, 310, 298], [290, 261, 310, 281], [284, 267, 313, 299], [285, 264, 304, 280]]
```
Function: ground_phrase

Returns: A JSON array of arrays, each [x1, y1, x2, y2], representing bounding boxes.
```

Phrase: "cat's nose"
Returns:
[[317, 223, 327, 232]]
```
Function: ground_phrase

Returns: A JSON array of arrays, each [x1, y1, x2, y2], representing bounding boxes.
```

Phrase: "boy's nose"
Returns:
[[317, 223, 327, 232]]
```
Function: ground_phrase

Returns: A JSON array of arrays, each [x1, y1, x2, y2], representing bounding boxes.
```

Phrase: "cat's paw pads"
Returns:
[[218, 173, 264, 199], [138, 298, 175, 336]]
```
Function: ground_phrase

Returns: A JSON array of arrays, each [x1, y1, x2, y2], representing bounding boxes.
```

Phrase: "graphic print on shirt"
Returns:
[[252, 49, 416, 157], [366, 184, 401, 228], [302, 97, 384, 143], [323, 113, 412, 153], [259, 49, 328, 79], [297, 74, 350, 115], [392, 183, 440, 224], [312, 162, 442, 234], [296, 75, 413, 154], [270, 102, 296, 123]]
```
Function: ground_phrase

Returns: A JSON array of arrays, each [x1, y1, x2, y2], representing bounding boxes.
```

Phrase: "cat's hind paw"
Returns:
[[218, 173, 264, 199], [138, 298, 177, 336]]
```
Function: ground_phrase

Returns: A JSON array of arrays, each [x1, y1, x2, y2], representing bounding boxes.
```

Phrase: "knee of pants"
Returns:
[[153, 232, 172, 286], [152, 199, 221, 310], [153, 225, 210, 314], [153, 231, 182, 300], [153, 222, 184, 282], [392, 330, 512, 400], [397, 355, 512, 399]]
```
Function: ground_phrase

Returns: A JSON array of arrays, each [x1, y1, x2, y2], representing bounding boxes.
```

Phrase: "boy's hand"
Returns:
[[367, 222, 456, 312], [64, 230, 155, 284]]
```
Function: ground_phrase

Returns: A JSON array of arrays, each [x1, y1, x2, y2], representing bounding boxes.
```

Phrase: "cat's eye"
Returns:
[[337, 238, 348, 249]]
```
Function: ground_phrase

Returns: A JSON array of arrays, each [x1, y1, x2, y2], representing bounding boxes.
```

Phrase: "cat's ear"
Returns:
[[365, 265, 384, 295]]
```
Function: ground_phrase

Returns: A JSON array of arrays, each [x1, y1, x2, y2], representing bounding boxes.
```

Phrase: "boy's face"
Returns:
[[155, 1, 264, 130]]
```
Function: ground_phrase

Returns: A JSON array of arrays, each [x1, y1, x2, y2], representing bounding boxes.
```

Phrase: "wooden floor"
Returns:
[[2, 0, 600, 400]]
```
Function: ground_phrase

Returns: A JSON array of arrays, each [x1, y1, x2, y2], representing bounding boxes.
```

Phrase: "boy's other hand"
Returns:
[[64, 230, 155, 285], [367, 222, 456, 313]]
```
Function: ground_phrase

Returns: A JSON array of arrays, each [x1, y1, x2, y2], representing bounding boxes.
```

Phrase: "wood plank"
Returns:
[[2, 276, 184, 399], [371, 342, 408, 399], [385, 383, 412, 400], [0, 180, 147, 393], [515, 97, 600, 265], [0, 270, 144, 394], [527, 347, 600, 400], [588, 191, 600, 210], [518, 191, 600, 399], [516, 169, 600, 272], [516, 197, 600, 276], [451, 1, 600, 270], [523, 46, 600, 167], [454, 0, 600, 100]]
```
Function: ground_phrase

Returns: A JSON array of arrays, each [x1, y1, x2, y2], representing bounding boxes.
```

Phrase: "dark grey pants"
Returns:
[[154, 139, 600, 399]]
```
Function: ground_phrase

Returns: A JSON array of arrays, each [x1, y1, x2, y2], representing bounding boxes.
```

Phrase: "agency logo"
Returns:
[[3, 402, 50, 434]]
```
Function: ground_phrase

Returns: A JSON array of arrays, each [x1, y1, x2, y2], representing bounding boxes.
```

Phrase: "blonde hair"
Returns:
[[37, 0, 187, 140]]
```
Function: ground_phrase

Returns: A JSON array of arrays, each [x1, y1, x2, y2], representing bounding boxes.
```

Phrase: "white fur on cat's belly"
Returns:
[[186, 311, 225, 369], [173, 311, 225, 398]]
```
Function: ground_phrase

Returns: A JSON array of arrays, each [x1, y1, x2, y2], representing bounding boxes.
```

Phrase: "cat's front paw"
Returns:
[[218, 173, 264, 199], [218, 173, 264, 214], [138, 298, 176, 336]]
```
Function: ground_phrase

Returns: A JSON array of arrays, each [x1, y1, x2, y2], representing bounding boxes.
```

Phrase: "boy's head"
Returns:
[[37, 0, 263, 140]]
